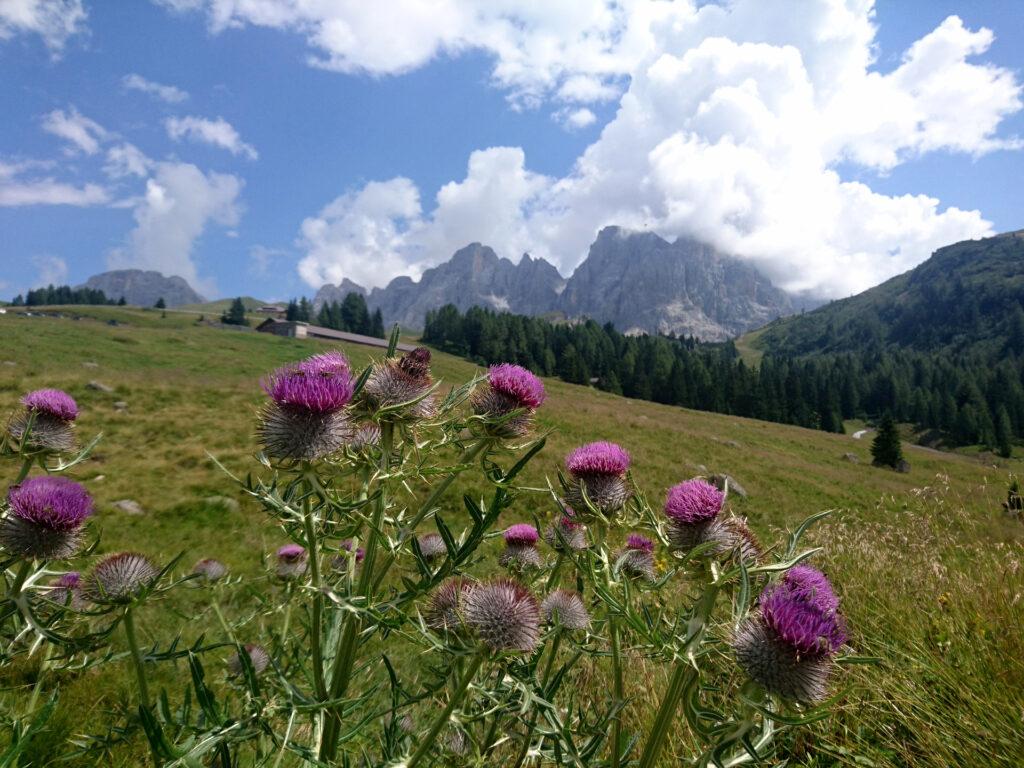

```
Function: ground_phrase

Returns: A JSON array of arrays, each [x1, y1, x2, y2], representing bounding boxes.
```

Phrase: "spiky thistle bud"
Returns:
[[416, 532, 448, 564], [541, 588, 591, 631], [463, 579, 540, 653], [616, 533, 656, 580], [734, 578, 847, 702], [83, 552, 158, 604], [471, 364, 546, 437], [362, 347, 436, 419], [192, 558, 228, 582], [229, 643, 270, 676], [564, 442, 631, 515], [424, 577, 473, 631], [275, 544, 308, 579], [48, 571, 85, 609], [257, 353, 354, 460], [664, 478, 724, 551], [1, 476, 93, 559], [8, 389, 78, 453], [499, 523, 543, 569], [543, 509, 587, 551], [348, 423, 381, 450]]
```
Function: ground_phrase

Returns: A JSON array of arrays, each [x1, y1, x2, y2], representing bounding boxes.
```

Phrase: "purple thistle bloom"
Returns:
[[54, 571, 81, 589], [262, 356, 355, 414], [565, 442, 630, 477], [301, 351, 351, 376], [463, 578, 540, 653], [541, 589, 591, 631], [769, 565, 841, 615], [487, 364, 546, 409], [22, 389, 78, 421], [416, 533, 448, 563], [762, 589, 847, 656], [2, 477, 93, 559], [229, 643, 270, 676], [503, 524, 539, 546], [626, 533, 654, 552], [192, 558, 228, 582], [84, 552, 159, 604], [275, 544, 308, 579], [664, 479, 724, 525]]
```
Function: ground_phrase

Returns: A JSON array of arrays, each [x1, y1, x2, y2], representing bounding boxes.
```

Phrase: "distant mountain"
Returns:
[[559, 226, 793, 340], [79, 270, 204, 307], [314, 229, 796, 340], [751, 230, 1024, 358]]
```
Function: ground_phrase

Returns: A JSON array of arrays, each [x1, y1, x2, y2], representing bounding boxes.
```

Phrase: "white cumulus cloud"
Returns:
[[165, 116, 258, 159], [30, 254, 68, 286], [0, 160, 109, 206], [0, 0, 87, 53], [122, 73, 189, 103], [41, 107, 109, 155]]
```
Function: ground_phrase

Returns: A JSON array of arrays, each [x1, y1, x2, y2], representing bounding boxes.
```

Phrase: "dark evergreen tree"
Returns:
[[117, 296, 127, 306], [871, 415, 904, 468], [370, 308, 385, 338], [996, 405, 1014, 458], [221, 297, 248, 326], [154, 297, 166, 309]]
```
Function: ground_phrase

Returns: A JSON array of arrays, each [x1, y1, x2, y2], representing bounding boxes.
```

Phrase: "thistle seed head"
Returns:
[[541, 589, 590, 631], [192, 558, 228, 582], [462, 578, 540, 653], [84, 552, 159, 604]]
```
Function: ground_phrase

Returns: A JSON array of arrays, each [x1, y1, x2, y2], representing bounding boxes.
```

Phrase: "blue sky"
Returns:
[[1, 0, 1021, 302]]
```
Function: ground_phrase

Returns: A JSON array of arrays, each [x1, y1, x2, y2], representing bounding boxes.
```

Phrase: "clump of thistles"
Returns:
[[471, 364, 546, 437], [616, 533, 656, 580], [275, 544, 308, 579], [416, 532, 448, 564], [499, 523, 543, 569], [424, 577, 473, 631], [192, 558, 228, 582], [2, 476, 93, 559], [257, 352, 354, 460], [83, 552, 158, 604], [331, 540, 365, 572], [544, 509, 586, 551], [541, 589, 590, 631], [664, 478, 761, 560], [734, 567, 847, 702], [362, 347, 436, 419], [8, 389, 79, 453], [564, 442, 631, 515], [48, 572, 85, 609], [229, 643, 270, 676], [463, 579, 540, 653]]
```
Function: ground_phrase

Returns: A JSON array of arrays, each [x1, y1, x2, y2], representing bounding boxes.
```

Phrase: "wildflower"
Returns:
[[471, 364, 546, 437], [498, 523, 543, 569], [543, 509, 587, 551], [564, 442, 631, 515], [8, 389, 78, 453], [257, 353, 354, 460], [1, 476, 93, 559], [84, 552, 158, 604], [331, 540, 365, 572], [48, 571, 85, 609], [275, 544, 308, 579], [192, 558, 228, 582], [229, 643, 270, 676], [616, 533, 656, 580], [424, 577, 473, 631], [541, 589, 590, 631], [734, 584, 847, 702], [664, 478, 724, 551], [416, 532, 448, 564], [362, 347, 436, 419], [712, 516, 763, 562], [463, 579, 540, 653], [767, 565, 840, 614], [348, 423, 381, 450]]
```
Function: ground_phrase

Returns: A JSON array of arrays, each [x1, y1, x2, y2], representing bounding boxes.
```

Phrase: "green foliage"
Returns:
[[313, 291, 383, 337], [220, 297, 248, 326], [870, 414, 904, 468], [154, 297, 166, 310], [13, 284, 116, 307]]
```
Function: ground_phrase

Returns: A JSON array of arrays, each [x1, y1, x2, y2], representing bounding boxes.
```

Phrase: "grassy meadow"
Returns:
[[1, 305, 1022, 766]]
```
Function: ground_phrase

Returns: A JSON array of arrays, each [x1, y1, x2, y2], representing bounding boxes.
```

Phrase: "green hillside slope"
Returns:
[[1, 306, 1021, 766]]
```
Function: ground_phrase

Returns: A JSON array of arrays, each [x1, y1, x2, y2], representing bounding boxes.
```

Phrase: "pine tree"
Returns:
[[996, 405, 1014, 458], [871, 414, 904, 468], [221, 297, 248, 326], [154, 297, 166, 309], [117, 296, 127, 306], [370, 308, 385, 338]]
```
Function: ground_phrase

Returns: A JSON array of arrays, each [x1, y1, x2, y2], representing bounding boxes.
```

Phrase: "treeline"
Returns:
[[285, 292, 385, 338], [422, 304, 1024, 454], [11, 284, 124, 307]]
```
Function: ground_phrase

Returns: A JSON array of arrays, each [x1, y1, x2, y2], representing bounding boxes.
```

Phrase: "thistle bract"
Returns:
[[192, 558, 228, 582], [229, 643, 270, 676], [1, 476, 93, 559], [499, 523, 543, 568], [471, 363, 545, 437], [275, 544, 308, 579], [616, 533, 656, 580], [463, 578, 540, 653], [425, 577, 473, 631], [8, 389, 79, 452], [416, 532, 448, 563], [544, 511, 586, 551], [541, 588, 590, 631], [362, 347, 436, 419], [564, 442, 631, 514], [84, 552, 158, 604]]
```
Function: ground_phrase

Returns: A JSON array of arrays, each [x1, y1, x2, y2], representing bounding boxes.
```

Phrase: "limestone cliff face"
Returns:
[[79, 270, 204, 307]]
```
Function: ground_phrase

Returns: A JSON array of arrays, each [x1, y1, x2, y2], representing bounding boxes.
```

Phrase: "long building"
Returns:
[[255, 318, 416, 352]]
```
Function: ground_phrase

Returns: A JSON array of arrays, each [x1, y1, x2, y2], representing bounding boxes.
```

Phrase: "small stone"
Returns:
[[841, 453, 859, 463], [113, 401, 128, 410], [82, 361, 99, 368], [711, 473, 748, 499], [3, 360, 17, 366], [204, 495, 240, 512], [112, 499, 145, 515], [87, 381, 114, 393]]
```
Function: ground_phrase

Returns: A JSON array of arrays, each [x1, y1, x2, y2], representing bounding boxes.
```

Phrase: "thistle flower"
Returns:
[[348, 423, 381, 450], [471, 364, 545, 437], [416, 532, 448, 563], [83, 552, 158, 604], [8, 389, 78, 453], [331, 539, 365, 572], [257, 353, 354, 460], [664, 478, 724, 551], [192, 558, 228, 582], [564, 442, 631, 515], [734, 590, 847, 703], [541, 589, 590, 631], [543, 510, 587, 551], [424, 577, 473, 631], [711, 516, 763, 563], [229, 643, 270, 676], [768, 565, 840, 614], [463, 579, 540, 653], [362, 347, 436, 419], [499, 523, 543, 569], [616, 533, 656, 580], [275, 544, 308, 579], [1, 477, 93, 559], [48, 572, 85, 609]]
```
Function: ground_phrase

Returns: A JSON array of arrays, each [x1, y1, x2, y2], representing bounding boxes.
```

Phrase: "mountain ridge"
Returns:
[[78, 269, 205, 307]]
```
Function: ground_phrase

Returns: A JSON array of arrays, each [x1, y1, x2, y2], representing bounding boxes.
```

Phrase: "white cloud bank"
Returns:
[[122, 73, 189, 103], [278, 1, 1021, 298], [0, 160, 109, 206], [165, 116, 258, 159], [41, 107, 109, 155], [0, 0, 86, 53]]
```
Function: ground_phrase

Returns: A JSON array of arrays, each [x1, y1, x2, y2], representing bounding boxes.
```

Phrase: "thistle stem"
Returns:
[[407, 651, 485, 768], [14, 455, 33, 484], [511, 627, 563, 768], [545, 552, 565, 590], [635, 660, 693, 768], [302, 489, 327, 700], [609, 617, 625, 768], [123, 608, 151, 710]]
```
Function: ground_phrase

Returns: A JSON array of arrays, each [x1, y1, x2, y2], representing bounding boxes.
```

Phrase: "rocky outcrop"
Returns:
[[79, 270, 204, 307]]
